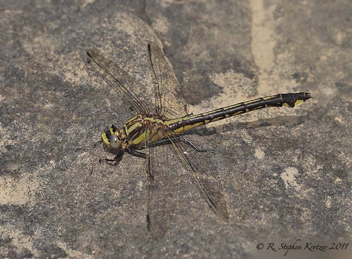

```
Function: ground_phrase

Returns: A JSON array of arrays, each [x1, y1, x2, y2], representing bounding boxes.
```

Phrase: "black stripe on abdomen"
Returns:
[[169, 92, 311, 132]]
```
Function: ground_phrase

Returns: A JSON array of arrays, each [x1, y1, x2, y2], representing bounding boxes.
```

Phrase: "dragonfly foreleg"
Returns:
[[99, 148, 124, 166], [99, 155, 122, 166], [93, 140, 103, 148]]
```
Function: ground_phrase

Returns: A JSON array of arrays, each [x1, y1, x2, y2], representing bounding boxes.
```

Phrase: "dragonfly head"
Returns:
[[101, 125, 122, 151]]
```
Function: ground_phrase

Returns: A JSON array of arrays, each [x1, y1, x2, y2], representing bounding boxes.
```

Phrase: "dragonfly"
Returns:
[[86, 43, 311, 239]]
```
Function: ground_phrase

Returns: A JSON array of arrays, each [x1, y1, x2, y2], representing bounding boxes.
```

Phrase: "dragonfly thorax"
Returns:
[[123, 114, 169, 149], [101, 114, 169, 151]]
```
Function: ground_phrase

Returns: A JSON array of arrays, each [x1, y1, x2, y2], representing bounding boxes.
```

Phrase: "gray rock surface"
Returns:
[[1, 0, 351, 258]]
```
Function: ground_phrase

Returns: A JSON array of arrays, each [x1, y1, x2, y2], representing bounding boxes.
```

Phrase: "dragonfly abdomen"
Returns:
[[168, 92, 311, 133]]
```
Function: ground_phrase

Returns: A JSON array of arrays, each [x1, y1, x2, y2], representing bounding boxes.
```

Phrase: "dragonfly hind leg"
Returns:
[[181, 138, 214, 153], [148, 137, 214, 153]]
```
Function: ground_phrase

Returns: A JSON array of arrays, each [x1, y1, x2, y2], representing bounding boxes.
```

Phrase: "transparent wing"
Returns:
[[86, 48, 154, 114], [148, 42, 187, 119], [167, 132, 229, 221], [145, 128, 179, 240]]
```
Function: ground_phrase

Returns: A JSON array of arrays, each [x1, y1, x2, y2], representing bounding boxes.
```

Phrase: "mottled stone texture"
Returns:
[[0, 0, 351, 258]]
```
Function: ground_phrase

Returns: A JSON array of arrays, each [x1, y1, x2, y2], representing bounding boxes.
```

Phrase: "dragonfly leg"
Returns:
[[148, 137, 214, 153], [93, 140, 103, 148], [99, 148, 125, 166], [99, 155, 123, 166], [181, 138, 215, 153], [127, 148, 146, 159]]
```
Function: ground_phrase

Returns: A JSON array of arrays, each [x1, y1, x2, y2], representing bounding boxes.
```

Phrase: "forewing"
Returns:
[[145, 128, 179, 240], [148, 42, 187, 119], [86, 48, 154, 114]]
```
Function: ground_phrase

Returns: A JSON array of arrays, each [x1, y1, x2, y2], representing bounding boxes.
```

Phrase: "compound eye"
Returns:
[[104, 127, 112, 139], [111, 124, 118, 133], [110, 135, 121, 149]]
